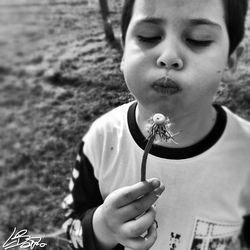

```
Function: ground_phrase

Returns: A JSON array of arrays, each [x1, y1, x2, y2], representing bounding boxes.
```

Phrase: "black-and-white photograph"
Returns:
[[1, 0, 250, 249]]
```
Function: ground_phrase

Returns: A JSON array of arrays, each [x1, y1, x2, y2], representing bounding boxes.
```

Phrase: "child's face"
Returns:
[[121, 0, 230, 116]]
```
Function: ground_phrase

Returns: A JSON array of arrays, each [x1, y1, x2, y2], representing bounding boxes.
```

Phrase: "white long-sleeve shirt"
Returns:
[[63, 101, 250, 250]]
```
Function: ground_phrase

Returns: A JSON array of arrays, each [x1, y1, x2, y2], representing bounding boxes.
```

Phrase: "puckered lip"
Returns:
[[151, 76, 182, 95]]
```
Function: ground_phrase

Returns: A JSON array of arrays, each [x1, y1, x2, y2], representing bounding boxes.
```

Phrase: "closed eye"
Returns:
[[137, 35, 162, 43], [186, 38, 213, 47]]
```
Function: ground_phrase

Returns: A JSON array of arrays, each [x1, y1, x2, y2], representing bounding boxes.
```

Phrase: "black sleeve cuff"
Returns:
[[82, 207, 98, 250], [82, 208, 124, 250], [241, 214, 250, 248]]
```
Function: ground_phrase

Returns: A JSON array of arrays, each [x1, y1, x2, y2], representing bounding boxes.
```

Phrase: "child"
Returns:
[[62, 0, 250, 249]]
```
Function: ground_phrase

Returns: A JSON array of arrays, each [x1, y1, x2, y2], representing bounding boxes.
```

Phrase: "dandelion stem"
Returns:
[[141, 134, 156, 181], [43, 236, 71, 244]]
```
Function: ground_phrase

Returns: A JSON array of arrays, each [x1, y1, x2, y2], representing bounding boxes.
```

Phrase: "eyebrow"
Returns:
[[134, 17, 222, 29], [188, 18, 222, 29], [134, 17, 165, 26]]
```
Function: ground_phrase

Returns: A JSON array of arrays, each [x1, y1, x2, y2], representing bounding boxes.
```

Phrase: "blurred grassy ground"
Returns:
[[0, 0, 249, 248], [0, 1, 130, 247]]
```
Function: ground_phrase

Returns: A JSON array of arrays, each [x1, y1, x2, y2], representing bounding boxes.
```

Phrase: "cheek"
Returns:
[[186, 61, 223, 98], [122, 61, 139, 91], [123, 40, 155, 69], [197, 67, 223, 88], [192, 51, 228, 83], [205, 47, 229, 71], [122, 52, 149, 83]]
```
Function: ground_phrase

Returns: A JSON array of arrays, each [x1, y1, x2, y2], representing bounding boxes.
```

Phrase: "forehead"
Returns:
[[130, 0, 226, 25]]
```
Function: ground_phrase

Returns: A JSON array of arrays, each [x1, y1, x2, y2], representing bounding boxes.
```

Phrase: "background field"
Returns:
[[0, 0, 250, 248]]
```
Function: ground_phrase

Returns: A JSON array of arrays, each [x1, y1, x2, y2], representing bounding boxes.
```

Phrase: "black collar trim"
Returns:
[[127, 102, 227, 160]]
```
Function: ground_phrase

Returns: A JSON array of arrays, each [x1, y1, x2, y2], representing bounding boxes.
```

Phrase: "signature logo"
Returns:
[[3, 227, 47, 250]]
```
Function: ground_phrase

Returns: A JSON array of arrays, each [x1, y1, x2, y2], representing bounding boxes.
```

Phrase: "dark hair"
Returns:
[[121, 0, 249, 55], [223, 0, 248, 54]]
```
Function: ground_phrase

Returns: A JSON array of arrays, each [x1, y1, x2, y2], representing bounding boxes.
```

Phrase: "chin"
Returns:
[[142, 101, 178, 117]]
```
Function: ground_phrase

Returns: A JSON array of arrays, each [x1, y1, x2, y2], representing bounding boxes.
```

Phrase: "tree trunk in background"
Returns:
[[98, 0, 115, 43]]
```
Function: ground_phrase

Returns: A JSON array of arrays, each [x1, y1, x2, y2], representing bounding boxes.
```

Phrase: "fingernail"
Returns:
[[149, 179, 160, 188], [154, 185, 165, 197]]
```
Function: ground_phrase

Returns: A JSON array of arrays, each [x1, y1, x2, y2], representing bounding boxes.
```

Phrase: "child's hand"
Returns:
[[93, 178, 165, 250]]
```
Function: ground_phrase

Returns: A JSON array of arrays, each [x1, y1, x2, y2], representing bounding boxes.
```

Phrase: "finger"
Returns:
[[144, 221, 158, 244], [70, 226, 79, 249], [121, 206, 156, 238], [112, 178, 161, 208], [77, 224, 83, 248], [69, 220, 83, 249], [75, 220, 82, 237], [119, 184, 164, 221], [121, 222, 157, 250]]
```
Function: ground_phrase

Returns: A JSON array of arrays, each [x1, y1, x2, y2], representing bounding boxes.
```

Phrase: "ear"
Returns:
[[222, 44, 244, 82], [228, 44, 244, 72]]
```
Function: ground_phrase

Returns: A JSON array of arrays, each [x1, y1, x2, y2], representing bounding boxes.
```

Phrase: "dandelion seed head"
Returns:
[[152, 113, 166, 125], [147, 113, 179, 144]]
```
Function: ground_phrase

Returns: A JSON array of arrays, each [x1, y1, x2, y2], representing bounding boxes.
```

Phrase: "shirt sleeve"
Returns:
[[241, 215, 250, 248], [239, 173, 250, 248], [61, 141, 124, 250]]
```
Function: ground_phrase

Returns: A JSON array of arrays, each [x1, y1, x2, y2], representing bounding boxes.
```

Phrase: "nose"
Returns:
[[156, 45, 184, 71]]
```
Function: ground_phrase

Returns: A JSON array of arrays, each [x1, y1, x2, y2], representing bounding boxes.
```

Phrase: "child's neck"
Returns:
[[135, 103, 217, 148]]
